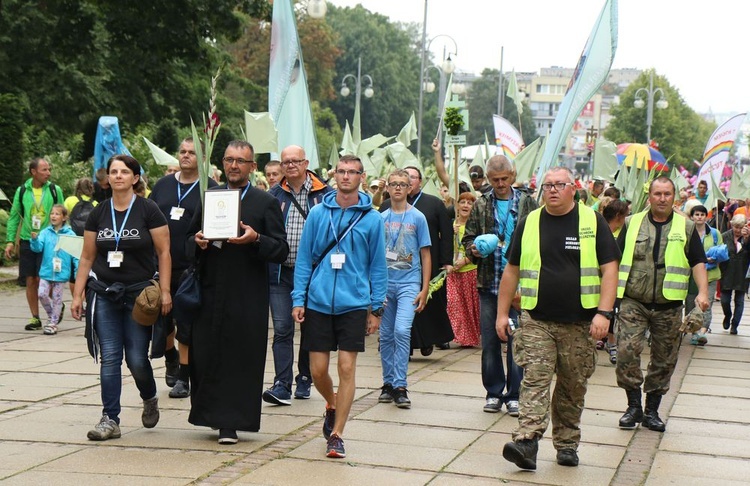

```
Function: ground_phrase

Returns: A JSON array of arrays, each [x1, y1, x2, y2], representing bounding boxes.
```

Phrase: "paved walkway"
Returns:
[[0, 276, 749, 485]]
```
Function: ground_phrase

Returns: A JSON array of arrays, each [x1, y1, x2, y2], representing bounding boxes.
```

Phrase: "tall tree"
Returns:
[[466, 69, 537, 146], [325, 5, 423, 143], [604, 70, 715, 165]]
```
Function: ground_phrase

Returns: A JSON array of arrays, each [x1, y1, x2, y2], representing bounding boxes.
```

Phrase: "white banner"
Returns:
[[697, 112, 747, 187], [492, 114, 524, 160]]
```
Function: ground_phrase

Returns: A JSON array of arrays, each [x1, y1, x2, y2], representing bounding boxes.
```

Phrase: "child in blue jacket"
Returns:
[[30, 204, 79, 334]]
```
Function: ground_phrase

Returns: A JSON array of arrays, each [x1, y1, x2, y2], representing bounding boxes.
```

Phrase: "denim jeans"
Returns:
[[95, 294, 156, 423], [479, 291, 522, 402], [381, 281, 420, 388], [720, 289, 745, 329], [269, 265, 310, 389]]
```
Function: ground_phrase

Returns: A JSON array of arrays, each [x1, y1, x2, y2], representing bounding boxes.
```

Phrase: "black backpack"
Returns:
[[69, 196, 95, 236]]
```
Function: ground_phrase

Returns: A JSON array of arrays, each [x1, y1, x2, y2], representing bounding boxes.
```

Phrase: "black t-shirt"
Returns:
[[85, 196, 168, 284], [149, 174, 217, 272], [508, 204, 621, 322]]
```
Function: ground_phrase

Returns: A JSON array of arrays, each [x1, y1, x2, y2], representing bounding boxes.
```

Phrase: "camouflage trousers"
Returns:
[[616, 297, 683, 395], [511, 311, 597, 450]]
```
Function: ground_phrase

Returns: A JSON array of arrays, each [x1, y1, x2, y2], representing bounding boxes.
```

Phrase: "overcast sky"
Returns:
[[327, 0, 747, 115]]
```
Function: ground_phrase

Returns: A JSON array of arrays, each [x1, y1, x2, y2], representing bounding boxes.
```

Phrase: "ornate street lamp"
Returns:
[[633, 70, 668, 143]]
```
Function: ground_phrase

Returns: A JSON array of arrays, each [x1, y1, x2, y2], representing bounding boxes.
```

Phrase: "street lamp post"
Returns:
[[417, 33, 458, 158], [633, 70, 668, 143], [340, 56, 374, 112]]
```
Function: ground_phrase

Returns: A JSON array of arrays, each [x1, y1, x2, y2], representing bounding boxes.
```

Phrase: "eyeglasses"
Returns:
[[222, 157, 254, 165], [541, 182, 574, 192], [387, 182, 409, 188], [281, 159, 306, 166], [335, 169, 363, 176]]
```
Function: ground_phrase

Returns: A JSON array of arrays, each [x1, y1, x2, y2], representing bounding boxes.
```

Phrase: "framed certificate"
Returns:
[[202, 189, 240, 240]]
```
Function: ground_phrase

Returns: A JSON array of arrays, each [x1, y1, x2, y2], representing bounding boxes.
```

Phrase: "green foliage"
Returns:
[[466, 69, 537, 145], [444, 108, 464, 136], [604, 71, 716, 165], [325, 5, 422, 142], [0, 93, 28, 197], [313, 102, 343, 169]]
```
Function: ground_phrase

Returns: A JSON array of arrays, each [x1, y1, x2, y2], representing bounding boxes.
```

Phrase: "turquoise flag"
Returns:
[[592, 138, 618, 181], [269, 0, 320, 168], [537, 0, 618, 180]]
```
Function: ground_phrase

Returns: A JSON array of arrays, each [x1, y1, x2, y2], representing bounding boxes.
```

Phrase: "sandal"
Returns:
[[43, 324, 58, 335]]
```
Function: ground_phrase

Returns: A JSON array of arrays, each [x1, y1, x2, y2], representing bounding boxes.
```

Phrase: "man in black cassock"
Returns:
[[379, 165, 454, 354], [188, 140, 288, 444]]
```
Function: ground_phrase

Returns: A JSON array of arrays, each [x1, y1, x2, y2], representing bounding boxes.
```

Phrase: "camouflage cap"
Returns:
[[679, 306, 704, 334]]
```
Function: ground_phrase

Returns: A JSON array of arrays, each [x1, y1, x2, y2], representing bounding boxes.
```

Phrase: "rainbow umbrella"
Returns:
[[616, 143, 668, 172]]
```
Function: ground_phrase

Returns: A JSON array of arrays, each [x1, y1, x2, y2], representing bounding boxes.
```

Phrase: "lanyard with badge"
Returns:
[[494, 197, 512, 248], [328, 210, 363, 269], [385, 208, 407, 261], [170, 177, 199, 220], [108, 195, 136, 267], [31, 189, 44, 230]]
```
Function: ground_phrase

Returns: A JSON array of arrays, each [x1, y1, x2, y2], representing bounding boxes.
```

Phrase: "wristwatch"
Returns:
[[596, 309, 614, 320], [371, 307, 384, 318]]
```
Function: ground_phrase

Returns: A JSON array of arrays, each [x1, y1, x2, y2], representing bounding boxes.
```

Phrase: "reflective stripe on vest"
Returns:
[[617, 211, 690, 300], [519, 205, 600, 309]]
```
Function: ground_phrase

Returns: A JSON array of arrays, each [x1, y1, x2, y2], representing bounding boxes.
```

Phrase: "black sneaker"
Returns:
[[393, 387, 411, 409], [557, 449, 579, 467], [323, 406, 336, 440], [502, 438, 538, 470], [168, 379, 190, 398], [262, 382, 292, 406], [24, 317, 42, 331], [218, 428, 238, 444], [326, 433, 346, 458], [142, 396, 159, 428], [378, 384, 394, 403]]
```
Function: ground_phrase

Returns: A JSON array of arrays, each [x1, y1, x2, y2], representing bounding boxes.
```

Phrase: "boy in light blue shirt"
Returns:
[[378, 170, 431, 408]]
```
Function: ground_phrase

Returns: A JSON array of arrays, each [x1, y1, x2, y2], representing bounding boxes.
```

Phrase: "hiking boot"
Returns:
[[502, 438, 539, 470], [142, 396, 159, 428], [557, 449, 579, 467], [619, 389, 643, 429], [218, 428, 238, 444], [165, 358, 179, 387], [87, 414, 121, 441], [326, 433, 346, 458], [378, 384, 394, 403], [168, 379, 190, 398], [642, 393, 666, 432], [57, 303, 65, 325], [294, 376, 312, 399], [483, 397, 502, 413], [323, 406, 336, 440], [393, 387, 411, 409], [262, 382, 292, 406], [506, 400, 519, 417], [25, 317, 42, 331]]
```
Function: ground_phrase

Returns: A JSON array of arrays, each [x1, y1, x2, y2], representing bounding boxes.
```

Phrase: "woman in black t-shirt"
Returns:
[[72, 155, 171, 441]]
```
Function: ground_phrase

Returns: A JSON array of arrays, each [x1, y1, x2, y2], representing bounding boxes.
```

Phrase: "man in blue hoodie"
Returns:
[[264, 145, 333, 405], [292, 155, 387, 459]]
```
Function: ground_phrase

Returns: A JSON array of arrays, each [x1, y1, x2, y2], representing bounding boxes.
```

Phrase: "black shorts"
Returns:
[[18, 240, 42, 279], [302, 308, 368, 352]]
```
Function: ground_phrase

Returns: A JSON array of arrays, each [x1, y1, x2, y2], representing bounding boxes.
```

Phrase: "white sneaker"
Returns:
[[507, 400, 520, 417], [483, 397, 502, 413]]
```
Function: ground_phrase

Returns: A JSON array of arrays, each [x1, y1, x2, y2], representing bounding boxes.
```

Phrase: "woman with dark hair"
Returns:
[[72, 154, 172, 441]]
